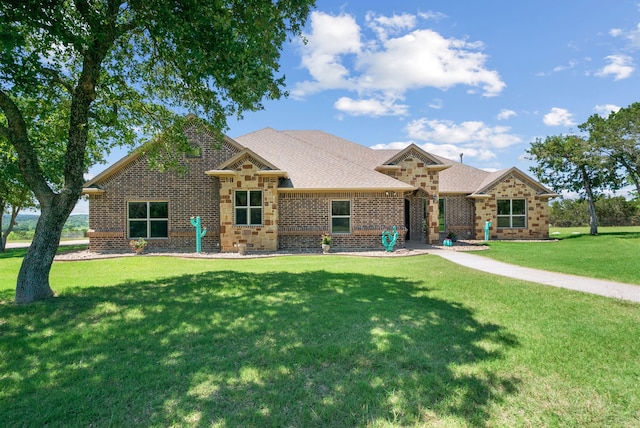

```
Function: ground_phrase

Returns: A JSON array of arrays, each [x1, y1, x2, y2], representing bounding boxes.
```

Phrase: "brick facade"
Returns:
[[278, 192, 406, 251], [87, 127, 238, 252], [440, 195, 476, 239]]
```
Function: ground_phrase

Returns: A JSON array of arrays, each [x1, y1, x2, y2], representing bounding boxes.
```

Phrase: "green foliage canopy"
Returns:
[[581, 102, 640, 197], [0, 0, 316, 302], [527, 134, 619, 235]]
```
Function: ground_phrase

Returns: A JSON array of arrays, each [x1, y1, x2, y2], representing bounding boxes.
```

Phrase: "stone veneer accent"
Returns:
[[217, 156, 279, 252], [87, 126, 237, 252], [385, 149, 440, 244], [278, 192, 406, 250], [473, 174, 551, 240]]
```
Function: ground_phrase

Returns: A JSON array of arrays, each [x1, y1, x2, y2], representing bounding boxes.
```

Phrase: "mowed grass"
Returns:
[[1, 251, 639, 427], [477, 226, 640, 285]]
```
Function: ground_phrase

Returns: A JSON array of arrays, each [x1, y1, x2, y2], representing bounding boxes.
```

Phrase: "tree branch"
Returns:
[[41, 67, 74, 95]]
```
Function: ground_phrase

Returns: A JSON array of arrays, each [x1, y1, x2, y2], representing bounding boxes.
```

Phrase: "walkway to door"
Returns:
[[410, 242, 640, 303]]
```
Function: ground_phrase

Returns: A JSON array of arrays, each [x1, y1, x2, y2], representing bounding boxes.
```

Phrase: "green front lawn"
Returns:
[[1, 252, 638, 427], [478, 227, 640, 285]]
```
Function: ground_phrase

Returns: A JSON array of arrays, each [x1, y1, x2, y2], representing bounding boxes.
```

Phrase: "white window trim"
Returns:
[[234, 190, 263, 226], [127, 201, 169, 239], [497, 199, 527, 228], [330, 199, 352, 234]]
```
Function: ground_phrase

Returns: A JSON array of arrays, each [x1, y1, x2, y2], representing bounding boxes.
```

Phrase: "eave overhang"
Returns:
[[277, 186, 417, 194], [82, 187, 106, 195]]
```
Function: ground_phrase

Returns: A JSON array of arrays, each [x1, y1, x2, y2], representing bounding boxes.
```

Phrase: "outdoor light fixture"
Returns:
[[433, 194, 438, 203]]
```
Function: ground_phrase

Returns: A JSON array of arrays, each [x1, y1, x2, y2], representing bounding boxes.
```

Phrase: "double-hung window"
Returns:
[[128, 201, 169, 238], [497, 199, 526, 228], [331, 200, 351, 233], [235, 190, 262, 226]]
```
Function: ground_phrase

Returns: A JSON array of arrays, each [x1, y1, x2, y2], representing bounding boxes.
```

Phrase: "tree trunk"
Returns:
[[1, 203, 21, 252], [14, 196, 75, 303], [581, 166, 599, 236]]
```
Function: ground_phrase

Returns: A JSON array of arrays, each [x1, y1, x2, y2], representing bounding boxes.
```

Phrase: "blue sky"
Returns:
[[77, 1, 640, 213]]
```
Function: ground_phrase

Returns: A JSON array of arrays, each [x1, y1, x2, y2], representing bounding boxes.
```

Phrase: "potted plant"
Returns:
[[446, 232, 457, 243], [321, 233, 332, 254], [129, 237, 148, 254]]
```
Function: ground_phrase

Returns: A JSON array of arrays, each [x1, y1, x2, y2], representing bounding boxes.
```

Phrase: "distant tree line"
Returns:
[[528, 102, 640, 235], [1, 214, 88, 243], [550, 196, 640, 227]]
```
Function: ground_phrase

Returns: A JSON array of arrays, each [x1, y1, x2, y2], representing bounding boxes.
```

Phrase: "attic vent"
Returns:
[[228, 154, 270, 171], [394, 150, 435, 165]]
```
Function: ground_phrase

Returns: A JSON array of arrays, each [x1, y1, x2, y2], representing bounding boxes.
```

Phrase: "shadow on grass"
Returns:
[[0, 247, 27, 259], [0, 270, 519, 426]]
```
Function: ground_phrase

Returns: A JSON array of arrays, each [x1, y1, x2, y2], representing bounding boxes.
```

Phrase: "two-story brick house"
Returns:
[[82, 124, 557, 253]]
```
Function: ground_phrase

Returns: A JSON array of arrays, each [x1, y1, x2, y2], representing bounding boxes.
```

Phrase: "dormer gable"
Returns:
[[470, 167, 558, 198], [205, 148, 288, 179], [376, 144, 450, 172]]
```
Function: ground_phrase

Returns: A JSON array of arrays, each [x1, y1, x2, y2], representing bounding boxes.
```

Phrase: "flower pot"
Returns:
[[237, 243, 247, 255], [322, 244, 330, 254], [135, 247, 144, 255]]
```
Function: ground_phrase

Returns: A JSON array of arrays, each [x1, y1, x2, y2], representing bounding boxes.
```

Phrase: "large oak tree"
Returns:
[[581, 102, 640, 198], [0, 0, 315, 303], [527, 134, 619, 236]]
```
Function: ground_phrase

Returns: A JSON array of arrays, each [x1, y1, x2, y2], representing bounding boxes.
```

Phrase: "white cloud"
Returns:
[[291, 12, 362, 97], [543, 107, 576, 127], [596, 54, 634, 80], [610, 28, 623, 37], [371, 140, 496, 162], [406, 118, 521, 149], [419, 11, 448, 21], [334, 96, 408, 116], [293, 11, 506, 115], [365, 12, 416, 41], [497, 109, 516, 120], [356, 29, 505, 96], [372, 117, 521, 161], [594, 104, 621, 116], [609, 23, 640, 49], [428, 98, 443, 109], [552, 60, 578, 73]]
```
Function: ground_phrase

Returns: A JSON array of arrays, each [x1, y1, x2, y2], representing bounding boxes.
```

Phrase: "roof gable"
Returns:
[[215, 148, 280, 171], [83, 123, 243, 189], [382, 144, 445, 168], [471, 167, 558, 196]]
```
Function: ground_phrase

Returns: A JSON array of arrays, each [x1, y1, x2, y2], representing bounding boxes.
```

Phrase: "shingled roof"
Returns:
[[234, 128, 414, 191], [234, 128, 556, 196], [84, 125, 554, 197]]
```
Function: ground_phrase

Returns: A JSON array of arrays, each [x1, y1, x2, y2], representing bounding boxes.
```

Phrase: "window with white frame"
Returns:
[[128, 201, 169, 238], [497, 199, 526, 228], [235, 190, 262, 226], [331, 200, 351, 233]]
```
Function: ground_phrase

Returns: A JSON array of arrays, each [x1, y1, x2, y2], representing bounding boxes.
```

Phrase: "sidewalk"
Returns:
[[429, 248, 640, 303], [5, 239, 89, 249]]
